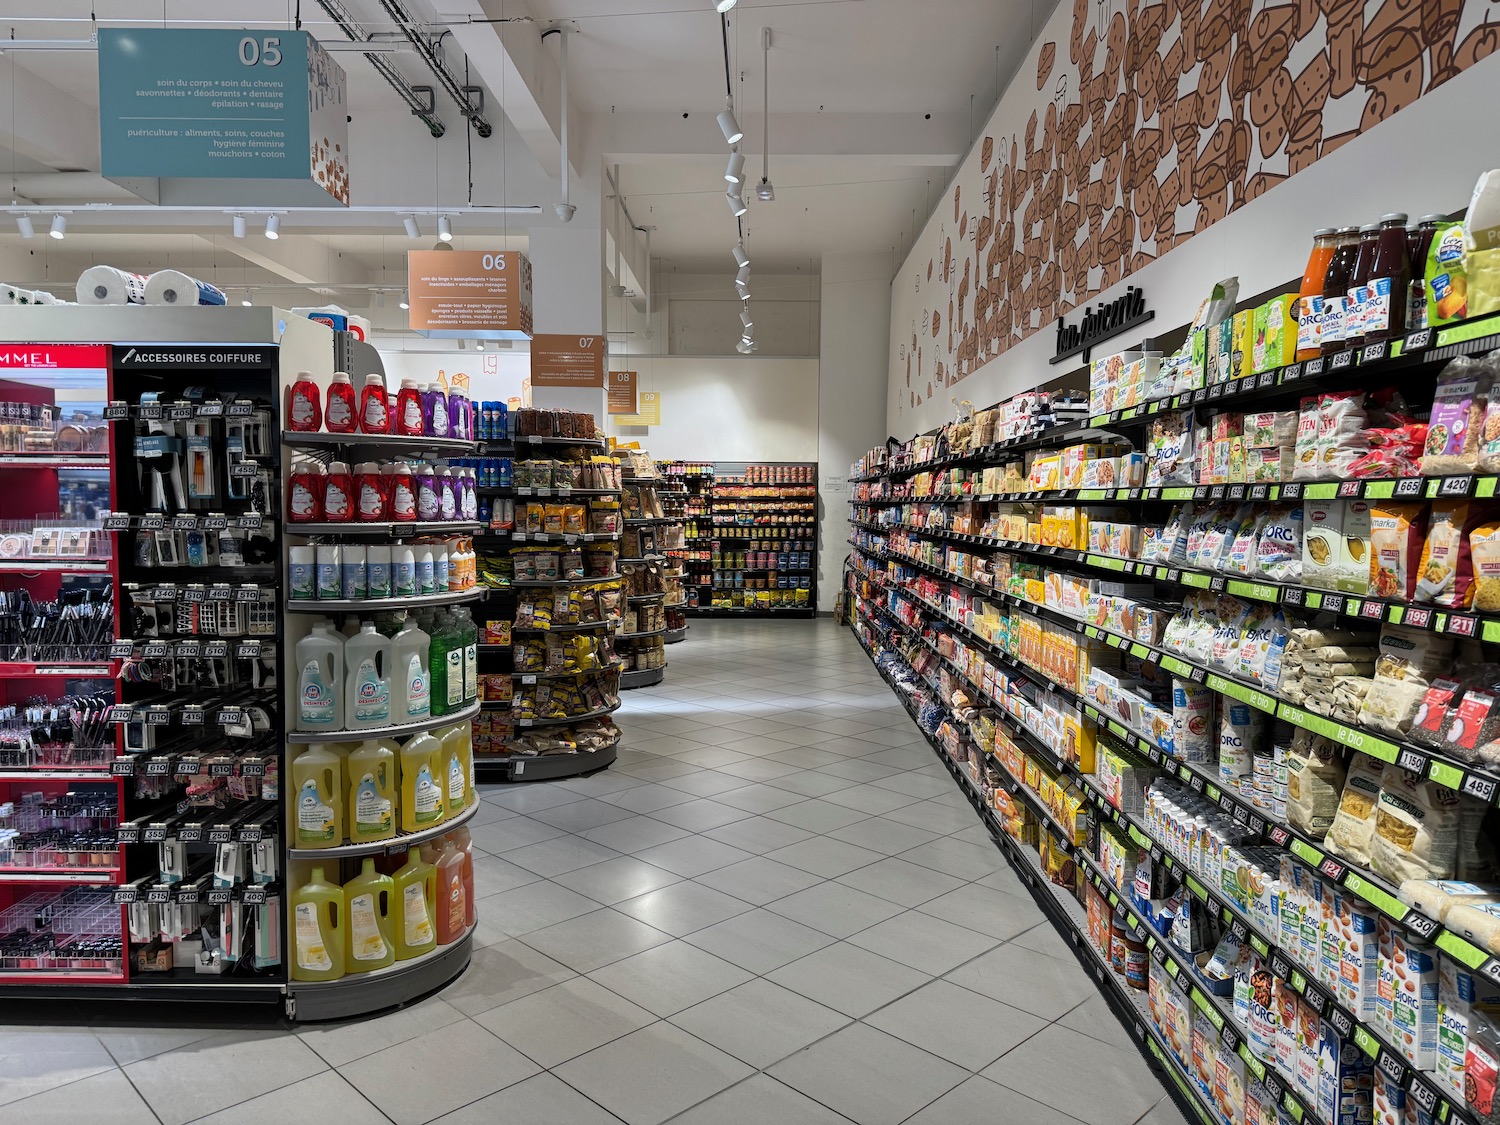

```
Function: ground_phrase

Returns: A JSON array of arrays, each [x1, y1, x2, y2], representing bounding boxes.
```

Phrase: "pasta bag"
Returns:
[[1325, 754, 1388, 866]]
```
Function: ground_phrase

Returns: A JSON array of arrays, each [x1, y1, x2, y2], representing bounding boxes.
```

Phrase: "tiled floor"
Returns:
[[0, 620, 1191, 1125]]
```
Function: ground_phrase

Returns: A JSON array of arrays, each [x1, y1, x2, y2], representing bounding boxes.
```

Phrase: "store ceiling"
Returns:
[[0, 0, 1047, 292]]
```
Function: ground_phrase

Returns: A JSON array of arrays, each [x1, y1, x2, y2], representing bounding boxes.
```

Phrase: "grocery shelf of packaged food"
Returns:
[[286, 701, 483, 745], [620, 666, 666, 690]]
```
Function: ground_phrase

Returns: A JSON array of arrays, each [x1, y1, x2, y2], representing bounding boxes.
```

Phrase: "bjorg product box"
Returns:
[[1316, 1019, 1374, 1125], [1374, 915, 1438, 1070]]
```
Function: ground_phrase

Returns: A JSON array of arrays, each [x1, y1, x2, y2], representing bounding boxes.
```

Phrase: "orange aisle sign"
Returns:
[[615, 391, 660, 426], [608, 370, 638, 414], [407, 251, 533, 338], [532, 334, 606, 387]]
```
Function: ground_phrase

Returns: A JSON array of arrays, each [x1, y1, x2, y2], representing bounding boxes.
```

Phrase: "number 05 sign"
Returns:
[[532, 334, 607, 387]]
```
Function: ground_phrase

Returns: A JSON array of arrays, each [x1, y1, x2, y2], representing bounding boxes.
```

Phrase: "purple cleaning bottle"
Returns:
[[415, 461, 441, 521], [423, 383, 449, 438], [459, 466, 477, 520], [438, 466, 458, 522], [447, 386, 471, 441]]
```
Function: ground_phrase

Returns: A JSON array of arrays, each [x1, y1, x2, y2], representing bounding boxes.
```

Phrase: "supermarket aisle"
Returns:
[[0, 620, 1188, 1125]]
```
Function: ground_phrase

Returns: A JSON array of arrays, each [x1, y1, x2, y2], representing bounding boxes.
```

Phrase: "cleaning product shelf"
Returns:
[[282, 432, 478, 455], [286, 699, 481, 745], [286, 588, 485, 613], [286, 798, 480, 860], [287, 520, 483, 537], [473, 741, 619, 782], [288, 931, 473, 1022]]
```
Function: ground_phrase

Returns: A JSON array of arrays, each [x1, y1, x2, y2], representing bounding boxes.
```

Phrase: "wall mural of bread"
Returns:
[[897, 0, 1500, 411]]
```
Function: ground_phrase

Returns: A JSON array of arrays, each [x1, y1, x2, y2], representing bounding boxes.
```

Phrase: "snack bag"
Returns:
[[1422, 357, 1491, 475], [1427, 221, 1468, 327], [1417, 501, 1478, 607], [1318, 391, 1368, 480], [1369, 504, 1426, 600], [1256, 505, 1304, 582], [1292, 396, 1321, 481]]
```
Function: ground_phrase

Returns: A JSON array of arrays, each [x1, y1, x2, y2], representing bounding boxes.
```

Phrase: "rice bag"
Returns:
[[1369, 504, 1426, 601], [1399, 879, 1500, 922], [1416, 501, 1478, 608], [1422, 357, 1491, 476], [1255, 505, 1303, 583], [1325, 753, 1389, 866], [1372, 771, 1463, 884]]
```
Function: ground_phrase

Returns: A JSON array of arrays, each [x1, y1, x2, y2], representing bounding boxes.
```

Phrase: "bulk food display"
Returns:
[[847, 184, 1500, 1125], [654, 461, 690, 643]]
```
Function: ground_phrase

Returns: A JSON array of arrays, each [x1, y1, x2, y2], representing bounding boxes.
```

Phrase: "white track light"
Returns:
[[716, 0, 737, 11], [736, 340, 751, 353], [736, 264, 750, 284], [403, 215, 421, 239], [725, 150, 744, 184], [398, 291, 410, 310], [476, 340, 485, 351], [14, 214, 32, 239], [264, 214, 280, 239], [241, 291, 253, 307], [726, 192, 747, 217], [232, 213, 246, 238], [756, 180, 776, 202], [717, 107, 743, 146], [373, 290, 385, 309], [48, 214, 65, 240], [740, 310, 753, 329], [457, 339, 466, 350], [732, 243, 749, 268], [437, 215, 453, 242]]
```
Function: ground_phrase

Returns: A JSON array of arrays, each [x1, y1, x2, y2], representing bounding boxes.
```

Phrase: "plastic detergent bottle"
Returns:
[[343, 858, 395, 973], [359, 372, 390, 434], [438, 467, 458, 521], [295, 622, 345, 731], [392, 850, 437, 960], [287, 461, 325, 523], [356, 462, 387, 522], [392, 543, 418, 598], [286, 371, 322, 432], [433, 840, 468, 945], [448, 386, 472, 441], [400, 731, 445, 830], [439, 721, 473, 812], [393, 616, 432, 722], [415, 462, 441, 521], [347, 739, 398, 843], [324, 372, 357, 433], [428, 611, 463, 717], [291, 745, 344, 849], [424, 382, 449, 438], [291, 867, 345, 981], [450, 608, 478, 703], [344, 623, 393, 730], [450, 826, 477, 927], [324, 461, 354, 523], [386, 462, 417, 521], [394, 379, 424, 436]]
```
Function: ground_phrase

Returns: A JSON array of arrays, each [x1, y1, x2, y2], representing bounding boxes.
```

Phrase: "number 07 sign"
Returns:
[[532, 334, 606, 387]]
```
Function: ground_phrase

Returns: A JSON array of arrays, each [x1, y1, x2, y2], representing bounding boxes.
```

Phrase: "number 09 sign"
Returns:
[[532, 334, 607, 388]]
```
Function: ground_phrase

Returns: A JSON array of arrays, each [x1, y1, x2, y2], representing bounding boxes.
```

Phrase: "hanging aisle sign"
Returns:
[[407, 251, 533, 340], [608, 371, 638, 414], [97, 29, 349, 206], [615, 391, 660, 427], [532, 335, 606, 388]]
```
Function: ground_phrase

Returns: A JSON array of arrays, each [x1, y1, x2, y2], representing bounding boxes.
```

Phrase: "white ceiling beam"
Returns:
[[0, 56, 100, 173], [589, 111, 968, 165]]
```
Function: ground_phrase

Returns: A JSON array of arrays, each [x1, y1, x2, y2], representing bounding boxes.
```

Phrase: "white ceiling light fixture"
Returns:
[[398, 291, 410, 310], [373, 290, 385, 309], [740, 310, 753, 329], [736, 340, 751, 353], [717, 102, 743, 146], [724, 150, 744, 185], [48, 214, 66, 239], [231, 213, 246, 239], [736, 264, 750, 284], [403, 215, 421, 239], [437, 215, 453, 242], [14, 214, 33, 239], [726, 192, 747, 218], [240, 291, 253, 307], [757, 27, 776, 202], [264, 214, 280, 239], [732, 243, 749, 268], [475, 340, 485, 351], [736, 283, 751, 300], [715, 0, 738, 11]]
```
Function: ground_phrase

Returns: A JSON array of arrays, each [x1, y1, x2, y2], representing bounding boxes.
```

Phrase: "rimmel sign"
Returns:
[[408, 251, 534, 340], [1050, 287, 1153, 364]]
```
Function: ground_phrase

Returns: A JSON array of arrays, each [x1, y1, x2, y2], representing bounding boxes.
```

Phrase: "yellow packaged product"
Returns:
[[1029, 454, 1061, 491], [1471, 522, 1500, 612], [1253, 294, 1299, 373]]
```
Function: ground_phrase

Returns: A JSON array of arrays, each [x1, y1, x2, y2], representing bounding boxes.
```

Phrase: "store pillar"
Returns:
[[528, 199, 608, 426]]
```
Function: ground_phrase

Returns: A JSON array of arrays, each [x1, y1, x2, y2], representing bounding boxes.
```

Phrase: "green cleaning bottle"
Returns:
[[428, 610, 462, 717], [291, 866, 345, 981], [453, 607, 479, 704]]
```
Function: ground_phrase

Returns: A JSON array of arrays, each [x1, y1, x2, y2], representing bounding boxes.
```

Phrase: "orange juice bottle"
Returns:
[[1295, 228, 1338, 361]]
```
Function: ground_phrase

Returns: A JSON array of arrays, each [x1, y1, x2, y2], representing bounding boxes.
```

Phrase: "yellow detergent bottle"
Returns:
[[399, 731, 445, 831], [392, 850, 437, 959], [343, 857, 396, 973], [346, 738, 398, 843], [290, 866, 345, 981], [439, 722, 473, 814], [290, 744, 345, 849]]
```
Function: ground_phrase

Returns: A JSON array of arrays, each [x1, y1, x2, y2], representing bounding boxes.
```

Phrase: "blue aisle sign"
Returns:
[[98, 29, 349, 204]]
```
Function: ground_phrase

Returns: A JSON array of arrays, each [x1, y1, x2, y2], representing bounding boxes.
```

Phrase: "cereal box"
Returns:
[[1317, 1019, 1374, 1125]]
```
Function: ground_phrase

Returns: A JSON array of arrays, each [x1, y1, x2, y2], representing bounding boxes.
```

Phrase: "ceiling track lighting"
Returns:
[[437, 215, 453, 242], [403, 215, 421, 239], [736, 286, 752, 301], [740, 311, 753, 329], [758, 27, 776, 203], [725, 150, 745, 185], [732, 243, 749, 268], [726, 192, 747, 218], [736, 340, 751, 353], [475, 340, 485, 351], [264, 214, 280, 239], [231, 213, 246, 239], [240, 291, 253, 307], [48, 214, 66, 240], [398, 291, 410, 310], [373, 290, 385, 309], [715, 0, 737, 10], [717, 103, 743, 147], [14, 214, 33, 239], [736, 264, 750, 284]]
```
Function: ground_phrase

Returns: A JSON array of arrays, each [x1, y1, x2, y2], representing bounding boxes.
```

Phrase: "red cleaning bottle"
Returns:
[[288, 461, 325, 523], [287, 371, 322, 432], [385, 463, 417, 522], [324, 461, 354, 523], [395, 379, 424, 436], [360, 373, 390, 435], [325, 372, 357, 433], [356, 462, 388, 522]]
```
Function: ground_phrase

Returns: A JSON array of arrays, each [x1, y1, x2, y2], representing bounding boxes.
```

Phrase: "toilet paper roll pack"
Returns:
[[76, 265, 148, 305]]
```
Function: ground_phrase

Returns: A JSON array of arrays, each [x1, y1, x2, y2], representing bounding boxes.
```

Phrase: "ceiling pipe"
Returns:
[[313, 0, 446, 137], [375, 0, 493, 137], [543, 26, 576, 222]]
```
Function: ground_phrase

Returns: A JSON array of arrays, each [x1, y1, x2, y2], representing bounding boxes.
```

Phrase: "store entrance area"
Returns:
[[0, 620, 1186, 1125]]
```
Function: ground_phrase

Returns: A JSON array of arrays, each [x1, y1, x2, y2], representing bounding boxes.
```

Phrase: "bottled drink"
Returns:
[[1343, 223, 1380, 352], [1296, 228, 1338, 361], [1320, 227, 1362, 356], [1366, 213, 1412, 343], [1406, 215, 1444, 332]]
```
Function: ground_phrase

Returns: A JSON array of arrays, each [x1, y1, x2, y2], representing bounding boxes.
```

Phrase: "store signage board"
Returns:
[[607, 370, 638, 413], [615, 391, 661, 426], [408, 251, 533, 340], [113, 346, 276, 370], [97, 29, 349, 207], [1051, 286, 1153, 364], [532, 335, 606, 387], [0, 345, 109, 371]]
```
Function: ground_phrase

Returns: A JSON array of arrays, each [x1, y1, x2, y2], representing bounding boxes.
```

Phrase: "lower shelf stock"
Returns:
[[474, 741, 619, 783]]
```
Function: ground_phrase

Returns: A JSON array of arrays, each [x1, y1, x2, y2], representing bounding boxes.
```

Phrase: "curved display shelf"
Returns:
[[507, 619, 617, 635], [475, 530, 621, 543], [622, 476, 663, 484], [616, 627, 667, 640], [622, 516, 675, 525], [620, 554, 668, 563], [511, 663, 623, 681], [287, 797, 480, 859], [287, 588, 485, 613], [287, 520, 482, 537], [287, 699, 481, 745], [283, 432, 477, 456], [512, 574, 622, 588], [505, 434, 605, 449], [513, 702, 620, 727], [475, 741, 619, 783], [480, 486, 620, 498], [621, 666, 665, 690], [626, 592, 666, 602], [663, 626, 688, 644], [288, 931, 473, 1022]]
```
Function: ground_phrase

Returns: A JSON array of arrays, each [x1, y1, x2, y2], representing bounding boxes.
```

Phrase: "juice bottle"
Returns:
[[324, 461, 354, 523], [288, 461, 325, 523], [1343, 223, 1380, 352], [395, 379, 424, 436], [344, 623, 394, 730], [356, 462, 387, 522], [392, 850, 437, 960], [386, 463, 417, 522], [359, 373, 390, 434], [1296, 228, 1338, 361], [295, 621, 345, 731], [1406, 215, 1444, 332], [290, 745, 344, 849], [286, 371, 322, 432], [343, 857, 395, 973], [347, 739, 398, 844], [291, 866, 345, 981], [433, 840, 467, 944], [450, 826, 477, 927], [439, 721, 473, 812], [400, 731, 445, 830], [325, 372, 357, 433], [393, 616, 432, 722], [1320, 227, 1361, 356], [1366, 212, 1412, 343]]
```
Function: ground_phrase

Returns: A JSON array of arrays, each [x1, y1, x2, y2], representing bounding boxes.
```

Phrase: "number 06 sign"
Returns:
[[407, 250, 534, 339], [532, 334, 607, 388]]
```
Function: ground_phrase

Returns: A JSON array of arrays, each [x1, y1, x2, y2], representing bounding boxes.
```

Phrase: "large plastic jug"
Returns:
[[392, 617, 431, 724], [343, 857, 395, 973], [399, 731, 445, 831], [439, 722, 473, 813], [428, 610, 462, 717], [434, 840, 468, 945], [453, 608, 478, 704], [344, 622, 394, 730], [295, 621, 345, 732], [347, 738, 398, 843], [450, 826, 477, 927], [291, 745, 344, 849], [392, 851, 437, 959], [291, 866, 345, 981]]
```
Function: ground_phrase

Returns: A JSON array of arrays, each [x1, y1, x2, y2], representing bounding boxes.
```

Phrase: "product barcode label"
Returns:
[[1406, 606, 1432, 627], [217, 709, 246, 726], [172, 514, 197, 530], [1377, 1049, 1405, 1083], [203, 641, 229, 658], [1271, 952, 1292, 979], [1249, 485, 1268, 500], [1323, 595, 1345, 613], [1263, 1071, 1284, 1101], [201, 515, 227, 531], [227, 401, 255, 417], [139, 402, 163, 420], [140, 513, 166, 531], [1258, 371, 1276, 388], [169, 404, 195, 420], [1268, 826, 1290, 845], [1229, 918, 1249, 941], [233, 587, 259, 602], [1280, 483, 1303, 500], [1338, 480, 1361, 498], [144, 760, 170, 775], [1319, 856, 1345, 880], [110, 759, 135, 776], [1282, 588, 1303, 606], [1397, 748, 1429, 775], [1450, 614, 1478, 637], [235, 641, 261, 659], [1408, 1077, 1438, 1114], [1362, 600, 1384, 619]]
